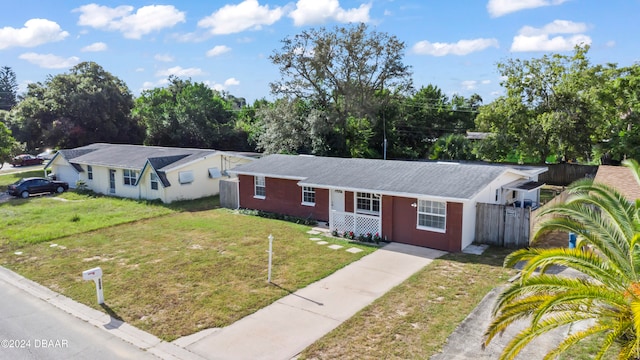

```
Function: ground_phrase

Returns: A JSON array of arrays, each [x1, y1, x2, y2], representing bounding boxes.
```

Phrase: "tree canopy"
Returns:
[[134, 77, 249, 150], [266, 23, 413, 156], [10, 62, 144, 150], [0, 66, 18, 111]]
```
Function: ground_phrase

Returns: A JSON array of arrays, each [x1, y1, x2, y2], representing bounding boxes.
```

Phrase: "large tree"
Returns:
[[11, 62, 143, 150], [484, 159, 640, 359], [476, 45, 599, 163], [134, 77, 246, 150], [0, 66, 18, 111], [267, 23, 413, 157]]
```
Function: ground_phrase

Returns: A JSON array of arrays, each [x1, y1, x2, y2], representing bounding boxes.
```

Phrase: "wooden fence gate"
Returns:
[[219, 178, 239, 209], [475, 203, 530, 248]]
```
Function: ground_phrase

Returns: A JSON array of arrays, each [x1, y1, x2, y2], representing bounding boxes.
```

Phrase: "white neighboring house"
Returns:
[[45, 143, 257, 203]]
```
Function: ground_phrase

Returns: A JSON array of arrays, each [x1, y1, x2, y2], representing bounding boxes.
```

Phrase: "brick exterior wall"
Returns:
[[238, 175, 329, 222], [385, 196, 463, 252]]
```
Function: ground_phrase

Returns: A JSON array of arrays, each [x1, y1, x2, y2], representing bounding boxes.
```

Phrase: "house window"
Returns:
[[150, 173, 159, 190], [417, 200, 446, 231], [123, 169, 137, 186], [356, 192, 380, 214], [87, 165, 93, 180], [254, 176, 265, 198], [302, 187, 315, 205]]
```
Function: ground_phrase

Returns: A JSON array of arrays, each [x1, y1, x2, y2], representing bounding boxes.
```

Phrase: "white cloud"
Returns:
[[206, 45, 231, 57], [141, 78, 170, 91], [204, 77, 240, 92], [412, 38, 499, 56], [487, 0, 568, 17], [135, 67, 145, 72], [289, 0, 371, 26], [154, 54, 174, 62], [81, 42, 107, 52], [605, 40, 616, 48], [224, 78, 240, 86], [155, 66, 206, 78], [510, 20, 592, 52], [462, 80, 477, 90], [74, 4, 185, 39], [0, 19, 68, 50], [198, 0, 284, 35], [19, 53, 80, 69], [482, 80, 491, 85]]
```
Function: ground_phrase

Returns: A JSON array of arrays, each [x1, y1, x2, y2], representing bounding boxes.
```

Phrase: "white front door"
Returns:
[[331, 189, 344, 212]]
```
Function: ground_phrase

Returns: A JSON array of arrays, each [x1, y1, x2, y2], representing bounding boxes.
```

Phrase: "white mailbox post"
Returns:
[[82, 267, 104, 304]]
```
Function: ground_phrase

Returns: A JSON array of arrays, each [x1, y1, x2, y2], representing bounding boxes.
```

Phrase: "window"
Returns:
[[356, 192, 380, 214], [87, 165, 93, 180], [302, 187, 315, 205], [254, 176, 265, 198], [417, 200, 446, 231], [150, 173, 159, 190], [179, 171, 194, 184], [123, 169, 137, 186]]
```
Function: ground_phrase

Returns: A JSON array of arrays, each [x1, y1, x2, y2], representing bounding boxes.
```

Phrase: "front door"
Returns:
[[331, 189, 344, 212], [109, 169, 116, 194]]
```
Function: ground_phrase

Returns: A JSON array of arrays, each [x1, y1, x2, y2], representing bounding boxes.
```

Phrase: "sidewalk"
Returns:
[[175, 242, 446, 360], [0, 242, 446, 360]]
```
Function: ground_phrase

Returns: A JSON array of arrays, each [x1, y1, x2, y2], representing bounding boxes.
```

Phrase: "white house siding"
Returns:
[[50, 157, 80, 188], [162, 154, 252, 203]]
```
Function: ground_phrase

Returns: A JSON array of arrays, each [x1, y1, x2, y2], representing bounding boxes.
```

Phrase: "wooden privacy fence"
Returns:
[[475, 203, 530, 248], [220, 178, 239, 209]]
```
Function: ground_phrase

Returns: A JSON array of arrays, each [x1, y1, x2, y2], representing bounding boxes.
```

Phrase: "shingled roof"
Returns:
[[231, 154, 547, 201], [594, 165, 640, 201]]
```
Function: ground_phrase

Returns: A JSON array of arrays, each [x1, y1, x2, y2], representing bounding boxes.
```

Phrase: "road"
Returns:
[[0, 277, 158, 360]]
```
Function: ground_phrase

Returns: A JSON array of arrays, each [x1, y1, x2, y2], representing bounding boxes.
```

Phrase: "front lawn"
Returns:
[[0, 196, 375, 341], [0, 193, 175, 247], [299, 247, 516, 359]]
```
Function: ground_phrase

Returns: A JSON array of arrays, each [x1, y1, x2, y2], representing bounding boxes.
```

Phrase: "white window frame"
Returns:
[[254, 176, 265, 199], [356, 192, 380, 215], [302, 186, 315, 206], [150, 173, 159, 190], [417, 199, 446, 233], [87, 165, 93, 180], [123, 169, 137, 186]]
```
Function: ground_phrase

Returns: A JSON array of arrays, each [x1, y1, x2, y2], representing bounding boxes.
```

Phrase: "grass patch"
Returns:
[[0, 208, 375, 341], [0, 193, 178, 247], [298, 247, 516, 360], [558, 332, 619, 360]]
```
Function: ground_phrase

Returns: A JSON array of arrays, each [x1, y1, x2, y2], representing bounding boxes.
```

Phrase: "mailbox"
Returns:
[[82, 267, 102, 280], [82, 267, 104, 304]]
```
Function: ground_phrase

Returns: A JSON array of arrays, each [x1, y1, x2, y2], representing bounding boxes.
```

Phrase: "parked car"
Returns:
[[10, 154, 44, 167], [7, 177, 69, 198], [37, 149, 57, 160]]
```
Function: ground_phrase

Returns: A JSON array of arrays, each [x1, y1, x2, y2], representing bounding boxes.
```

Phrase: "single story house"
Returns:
[[45, 143, 257, 203], [229, 154, 547, 252], [594, 164, 640, 201]]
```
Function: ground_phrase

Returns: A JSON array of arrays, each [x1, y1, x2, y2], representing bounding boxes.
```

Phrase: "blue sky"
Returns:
[[1, 0, 638, 104]]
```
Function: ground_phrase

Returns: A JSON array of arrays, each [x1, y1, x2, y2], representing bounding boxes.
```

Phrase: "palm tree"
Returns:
[[484, 159, 640, 360]]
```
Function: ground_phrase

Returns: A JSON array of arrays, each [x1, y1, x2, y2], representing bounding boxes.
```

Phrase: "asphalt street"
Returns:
[[0, 276, 158, 360]]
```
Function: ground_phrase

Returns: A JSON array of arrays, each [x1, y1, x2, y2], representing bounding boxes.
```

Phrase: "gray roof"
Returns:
[[231, 154, 547, 200], [56, 143, 218, 171]]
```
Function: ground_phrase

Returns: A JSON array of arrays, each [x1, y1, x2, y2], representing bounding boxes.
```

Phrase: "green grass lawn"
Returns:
[[298, 247, 517, 359], [0, 192, 375, 341], [0, 193, 175, 247]]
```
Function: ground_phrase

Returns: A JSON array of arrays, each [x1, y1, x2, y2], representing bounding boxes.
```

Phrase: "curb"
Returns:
[[0, 266, 206, 360]]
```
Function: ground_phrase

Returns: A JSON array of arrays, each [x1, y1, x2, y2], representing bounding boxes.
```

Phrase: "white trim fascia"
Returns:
[[297, 182, 470, 202], [227, 171, 307, 181]]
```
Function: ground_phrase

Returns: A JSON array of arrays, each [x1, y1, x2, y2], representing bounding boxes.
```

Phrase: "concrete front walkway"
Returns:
[[174, 242, 446, 360]]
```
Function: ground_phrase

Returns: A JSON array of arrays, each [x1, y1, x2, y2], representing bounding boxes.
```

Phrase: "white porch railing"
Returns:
[[330, 210, 381, 237]]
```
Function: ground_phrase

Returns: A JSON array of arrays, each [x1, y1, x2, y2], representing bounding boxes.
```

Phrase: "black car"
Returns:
[[7, 177, 69, 198]]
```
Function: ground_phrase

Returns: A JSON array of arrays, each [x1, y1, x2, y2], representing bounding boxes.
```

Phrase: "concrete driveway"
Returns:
[[431, 267, 588, 359]]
